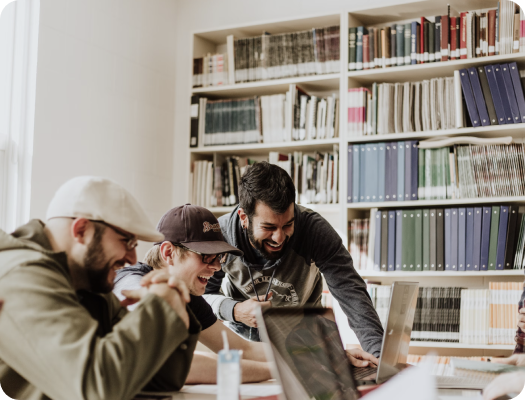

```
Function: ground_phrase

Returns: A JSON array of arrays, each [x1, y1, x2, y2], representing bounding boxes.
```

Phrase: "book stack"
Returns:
[[412, 287, 463, 342], [364, 205, 524, 272], [190, 88, 339, 147], [192, 53, 229, 88], [366, 282, 392, 328], [348, 218, 370, 271], [348, 1, 525, 72], [459, 283, 522, 345], [347, 78, 457, 136], [232, 26, 340, 84], [348, 141, 525, 203], [459, 63, 525, 126]]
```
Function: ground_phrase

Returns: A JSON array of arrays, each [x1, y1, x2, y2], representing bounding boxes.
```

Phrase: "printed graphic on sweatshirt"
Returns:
[[244, 276, 299, 306]]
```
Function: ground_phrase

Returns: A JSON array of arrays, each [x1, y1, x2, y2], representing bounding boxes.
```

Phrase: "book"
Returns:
[[415, 209, 423, 271], [395, 209, 403, 271], [480, 207, 492, 271], [467, 67, 491, 126], [380, 211, 388, 271], [388, 210, 396, 271], [496, 206, 510, 270], [459, 69, 481, 127], [451, 208, 459, 270], [458, 208, 466, 271], [423, 210, 430, 271], [349, 27, 357, 70], [436, 208, 444, 271], [488, 206, 500, 270], [430, 209, 437, 271], [476, 66, 498, 125], [472, 207, 483, 271]]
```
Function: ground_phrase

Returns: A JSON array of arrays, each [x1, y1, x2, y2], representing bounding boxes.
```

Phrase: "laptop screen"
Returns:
[[260, 308, 360, 400]]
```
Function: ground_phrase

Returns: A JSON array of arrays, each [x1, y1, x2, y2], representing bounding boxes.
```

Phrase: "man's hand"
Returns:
[[121, 282, 190, 329], [518, 308, 525, 331], [491, 354, 525, 367], [233, 293, 273, 328], [483, 371, 525, 400], [345, 348, 379, 368]]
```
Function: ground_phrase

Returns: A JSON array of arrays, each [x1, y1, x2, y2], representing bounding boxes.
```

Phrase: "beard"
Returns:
[[83, 224, 114, 294], [246, 220, 290, 261]]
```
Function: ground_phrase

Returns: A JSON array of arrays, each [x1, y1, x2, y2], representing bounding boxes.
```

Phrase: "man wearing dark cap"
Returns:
[[114, 204, 272, 384], [204, 161, 384, 368]]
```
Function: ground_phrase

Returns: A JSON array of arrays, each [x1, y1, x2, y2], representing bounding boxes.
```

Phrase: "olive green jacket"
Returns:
[[0, 220, 200, 400]]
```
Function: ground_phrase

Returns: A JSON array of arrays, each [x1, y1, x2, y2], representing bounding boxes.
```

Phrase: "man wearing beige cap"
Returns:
[[0, 176, 199, 400]]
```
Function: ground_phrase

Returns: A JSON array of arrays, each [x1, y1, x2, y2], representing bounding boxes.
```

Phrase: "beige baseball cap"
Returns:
[[46, 176, 164, 242]]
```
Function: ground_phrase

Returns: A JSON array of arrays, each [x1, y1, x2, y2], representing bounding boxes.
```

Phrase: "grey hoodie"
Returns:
[[204, 204, 384, 356]]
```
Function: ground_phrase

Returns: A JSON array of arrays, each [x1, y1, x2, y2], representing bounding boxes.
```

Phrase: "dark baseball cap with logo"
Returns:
[[156, 204, 243, 256]]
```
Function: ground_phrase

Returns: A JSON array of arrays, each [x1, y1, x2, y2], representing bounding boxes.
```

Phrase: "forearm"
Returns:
[[241, 341, 268, 362], [203, 293, 239, 322], [185, 352, 272, 384]]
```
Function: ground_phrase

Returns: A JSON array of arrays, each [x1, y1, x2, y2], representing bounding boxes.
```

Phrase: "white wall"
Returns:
[[171, 0, 416, 206], [31, 0, 177, 254]]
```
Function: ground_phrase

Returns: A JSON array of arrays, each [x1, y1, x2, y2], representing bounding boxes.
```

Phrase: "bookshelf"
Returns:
[[189, 0, 525, 356]]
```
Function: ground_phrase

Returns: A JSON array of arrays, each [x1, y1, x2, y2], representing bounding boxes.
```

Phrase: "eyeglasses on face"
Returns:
[[175, 245, 227, 265], [91, 220, 138, 251]]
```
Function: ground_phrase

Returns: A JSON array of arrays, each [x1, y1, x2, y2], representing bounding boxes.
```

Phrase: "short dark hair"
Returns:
[[239, 161, 296, 218]]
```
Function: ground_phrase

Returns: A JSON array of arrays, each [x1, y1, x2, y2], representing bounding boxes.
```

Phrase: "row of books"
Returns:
[[368, 283, 521, 344], [191, 25, 340, 87], [349, 1, 524, 71], [459, 283, 522, 345], [353, 204, 524, 272], [407, 355, 489, 376], [348, 218, 369, 271], [347, 78, 457, 136], [347, 141, 525, 203], [460, 63, 525, 127]]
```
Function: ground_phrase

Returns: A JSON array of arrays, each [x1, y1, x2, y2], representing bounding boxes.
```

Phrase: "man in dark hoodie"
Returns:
[[204, 162, 384, 366]]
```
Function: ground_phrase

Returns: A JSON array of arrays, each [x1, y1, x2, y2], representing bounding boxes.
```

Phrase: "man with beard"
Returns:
[[0, 176, 199, 400], [204, 162, 383, 366]]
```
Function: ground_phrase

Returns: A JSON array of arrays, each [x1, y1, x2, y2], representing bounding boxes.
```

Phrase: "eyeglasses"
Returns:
[[176, 245, 227, 265], [92, 220, 138, 251]]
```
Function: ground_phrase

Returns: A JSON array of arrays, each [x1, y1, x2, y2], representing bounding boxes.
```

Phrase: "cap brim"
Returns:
[[136, 231, 165, 243], [183, 241, 243, 256]]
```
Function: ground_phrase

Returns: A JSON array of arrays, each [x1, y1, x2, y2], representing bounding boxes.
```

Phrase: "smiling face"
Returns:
[[167, 245, 222, 296], [240, 202, 295, 260]]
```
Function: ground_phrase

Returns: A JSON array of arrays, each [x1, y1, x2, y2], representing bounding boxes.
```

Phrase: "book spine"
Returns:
[[509, 62, 525, 123], [450, 17, 457, 60], [397, 141, 405, 201], [390, 25, 397, 67], [501, 63, 522, 123], [451, 208, 458, 270], [488, 9, 496, 56], [352, 145, 360, 202], [347, 145, 353, 203], [423, 210, 430, 271], [460, 12, 468, 59], [488, 206, 500, 270], [477, 66, 499, 125], [436, 208, 444, 271], [356, 27, 364, 70], [493, 64, 515, 124], [445, 209, 452, 270], [348, 27, 357, 71], [472, 207, 483, 271], [465, 208, 474, 271], [411, 22, 418, 65], [429, 22, 435, 62], [429, 209, 437, 271], [459, 68, 481, 127], [395, 210, 403, 271], [415, 209, 423, 271], [374, 210, 381, 270], [485, 65, 507, 124], [458, 208, 466, 271], [435, 16, 442, 61], [190, 95, 200, 147], [404, 142, 412, 200], [404, 23, 411, 65], [388, 210, 396, 271], [480, 206, 492, 271], [441, 15, 449, 61], [496, 206, 509, 270], [369, 28, 375, 69], [410, 141, 418, 200], [396, 24, 404, 66], [380, 211, 388, 271], [467, 67, 491, 126], [423, 20, 429, 62], [363, 34, 370, 70], [377, 142, 386, 201], [504, 205, 519, 269]]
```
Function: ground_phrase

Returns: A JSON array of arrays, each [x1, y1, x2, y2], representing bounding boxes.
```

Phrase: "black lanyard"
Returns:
[[247, 266, 277, 302]]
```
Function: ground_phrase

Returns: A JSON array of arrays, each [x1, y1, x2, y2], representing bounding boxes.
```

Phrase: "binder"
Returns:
[[415, 209, 423, 271], [436, 208, 444, 271], [373, 210, 381, 270], [404, 142, 412, 200], [504, 205, 519, 269], [396, 24, 404, 66], [444, 209, 452, 270], [480, 206, 492, 271], [347, 145, 353, 203], [500, 63, 521, 123], [385, 143, 392, 201], [488, 206, 500, 270], [472, 207, 482, 271], [410, 141, 419, 200], [458, 208, 466, 271], [476, 66, 498, 125], [397, 141, 405, 202], [353, 145, 360, 202], [493, 64, 515, 124], [388, 211, 396, 271], [395, 210, 403, 271], [377, 143, 386, 201], [423, 210, 430, 271], [465, 208, 474, 271], [366, 143, 379, 201], [429, 209, 437, 271], [404, 23, 411, 65], [450, 208, 458, 271], [509, 62, 525, 123], [390, 142, 398, 200], [402, 210, 416, 271], [411, 22, 419, 65], [467, 67, 490, 126], [484, 65, 508, 124], [380, 211, 388, 271], [459, 69, 481, 127], [496, 205, 509, 270]]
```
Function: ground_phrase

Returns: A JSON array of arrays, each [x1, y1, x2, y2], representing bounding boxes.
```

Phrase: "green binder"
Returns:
[[423, 210, 430, 271], [402, 210, 416, 271], [488, 206, 500, 270], [414, 209, 423, 271]]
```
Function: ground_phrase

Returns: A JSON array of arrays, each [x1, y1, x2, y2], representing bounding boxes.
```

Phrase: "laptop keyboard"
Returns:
[[353, 366, 377, 380]]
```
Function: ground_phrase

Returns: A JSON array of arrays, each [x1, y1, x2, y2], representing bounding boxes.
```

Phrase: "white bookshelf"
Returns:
[[189, 0, 525, 356]]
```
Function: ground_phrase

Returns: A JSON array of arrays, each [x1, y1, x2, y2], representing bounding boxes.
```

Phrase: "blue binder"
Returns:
[[484, 64, 508, 124], [395, 210, 403, 271], [385, 143, 392, 201], [365, 143, 378, 202], [467, 67, 491, 126], [496, 205, 509, 270], [450, 208, 458, 271], [480, 206, 492, 271], [501, 63, 521, 123], [390, 142, 398, 201], [509, 62, 525, 123], [456, 207, 465, 271], [347, 145, 353, 203], [374, 210, 381, 271], [493, 64, 515, 124], [388, 210, 396, 271], [353, 145, 360, 202], [397, 141, 405, 201], [444, 209, 452, 270], [404, 142, 412, 200], [459, 69, 481, 127], [411, 22, 419, 65], [472, 207, 482, 271], [377, 142, 386, 201], [359, 145, 366, 202], [410, 141, 419, 200]]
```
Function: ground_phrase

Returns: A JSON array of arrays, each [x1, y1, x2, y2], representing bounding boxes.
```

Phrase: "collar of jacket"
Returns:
[[114, 262, 153, 285]]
